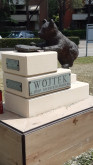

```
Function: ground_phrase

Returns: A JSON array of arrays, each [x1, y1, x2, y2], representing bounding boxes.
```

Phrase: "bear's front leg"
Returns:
[[43, 45, 59, 51]]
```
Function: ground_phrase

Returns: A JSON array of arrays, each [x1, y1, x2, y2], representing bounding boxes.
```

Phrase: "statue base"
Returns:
[[0, 96, 93, 165], [4, 72, 89, 117]]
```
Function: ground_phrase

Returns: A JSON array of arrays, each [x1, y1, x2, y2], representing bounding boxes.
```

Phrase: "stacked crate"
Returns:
[[2, 51, 89, 118]]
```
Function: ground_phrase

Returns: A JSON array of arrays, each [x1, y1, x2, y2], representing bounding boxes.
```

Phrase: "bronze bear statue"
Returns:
[[15, 19, 78, 68], [38, 19, 79, 68]]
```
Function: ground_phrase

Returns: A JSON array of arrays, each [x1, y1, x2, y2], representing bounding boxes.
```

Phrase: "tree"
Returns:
[[57, 0, 84, 30], [48, 0, 58, 19], [87, 0, 92, 23], [57, 0, 66, 30], [0, 0, 15, 21], [48, 0, 84, 30], [25, 0, 43, 30], [26, 0, 30, 30], [72, 0, 84, 8], [0, 0, 16, 29]]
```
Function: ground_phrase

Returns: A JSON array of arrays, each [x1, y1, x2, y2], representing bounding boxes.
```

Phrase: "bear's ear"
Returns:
[[49, 19, 54, 27], [42, 19, 47, 24]]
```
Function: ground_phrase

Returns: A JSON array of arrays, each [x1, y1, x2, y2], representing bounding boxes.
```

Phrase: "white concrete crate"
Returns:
[[2, 51, 57, 76], [3, 68, 71, 98], [5, 81, 89, 117]]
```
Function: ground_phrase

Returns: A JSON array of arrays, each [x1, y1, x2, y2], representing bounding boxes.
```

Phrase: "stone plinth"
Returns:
[[1, 51, 90, 118], [2, 51, 57, 76], [3, 68, 71, 98], [5, 81, 89, 117]]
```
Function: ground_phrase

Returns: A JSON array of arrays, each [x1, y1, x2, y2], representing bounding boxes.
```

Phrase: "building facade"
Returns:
[[0, 0, 48, 31], [64, 0, 93, 29]]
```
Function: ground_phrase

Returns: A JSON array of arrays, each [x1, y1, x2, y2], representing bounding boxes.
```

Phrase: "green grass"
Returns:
[[74, 56, 93, 64], [58, 56, 93, 96], [58, 56, 93, 68]]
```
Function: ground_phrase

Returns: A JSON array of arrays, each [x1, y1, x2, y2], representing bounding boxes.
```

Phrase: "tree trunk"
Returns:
[[26, 0, 30, 30], [88, 0, 91, 24], [58, 0, 66, 31], [59, 6, 64, 31]]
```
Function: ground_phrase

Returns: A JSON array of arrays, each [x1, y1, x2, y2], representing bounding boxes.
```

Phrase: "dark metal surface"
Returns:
[[15, 19, 78, 68]]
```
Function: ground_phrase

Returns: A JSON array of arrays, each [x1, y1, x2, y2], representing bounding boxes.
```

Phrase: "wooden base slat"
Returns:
[[0, 97, 93, 165], [0, 123, 23, 165], [25, 109, 93, 165]]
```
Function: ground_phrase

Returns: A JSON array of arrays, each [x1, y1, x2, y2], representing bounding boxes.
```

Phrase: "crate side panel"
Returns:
[[0, 123, 23, 165], [25, 109, 93, 165]]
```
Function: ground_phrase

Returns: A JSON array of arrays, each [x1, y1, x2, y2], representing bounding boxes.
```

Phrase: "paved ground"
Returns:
[[79, 40, 93, 57], [0, 40, 93, 59]]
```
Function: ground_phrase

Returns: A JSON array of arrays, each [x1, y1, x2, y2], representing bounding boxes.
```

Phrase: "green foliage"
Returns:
[[0, 39, 2, 48], [64, 149, 93, 165], [0, 32, 10, 38], [68, 36, 80, 45], [53, 15, 59, 26], [48, 0, 58, 19], [0, 38, 44, 48], [0, 0, 15, 23], [63, 29, 86, 39], [0, 37, 79, 48], [72, 0, 84, 9], [48, 0, 84, 30]]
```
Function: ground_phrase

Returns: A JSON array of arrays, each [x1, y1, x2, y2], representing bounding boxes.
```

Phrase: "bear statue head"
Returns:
[[38, 19, 58, 40]]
